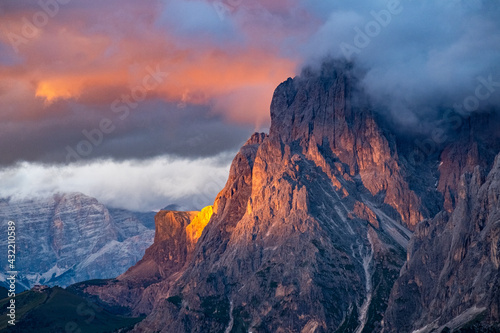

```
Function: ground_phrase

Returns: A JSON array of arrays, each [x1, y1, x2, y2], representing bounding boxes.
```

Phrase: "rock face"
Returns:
[[384, 153, 500, 332], [124, 206, 213, 282], [0, 193, 155, 289], [81, 61, 500, 333], [437, 113, 500, 213], [78, 206, 213, 315], [121, 62, 431, 333]]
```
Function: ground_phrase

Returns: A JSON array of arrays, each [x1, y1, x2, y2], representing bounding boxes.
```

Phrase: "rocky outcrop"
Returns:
[[270, 63, 425, 229], [126, 62, 420, 333], [74, 61, 500, 333], [122, 207, 213, 282], [437, 112, 500, 212], [78, 206, 213, 315], [384, 153, 500, 332], [0, 193, 155, 289]]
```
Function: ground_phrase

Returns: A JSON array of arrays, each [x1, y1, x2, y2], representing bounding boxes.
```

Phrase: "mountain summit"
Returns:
[[79, 62, 500, 333]]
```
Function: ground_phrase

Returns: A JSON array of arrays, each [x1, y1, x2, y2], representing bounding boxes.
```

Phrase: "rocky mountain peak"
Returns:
[[437, 111, 500, 212], [119, 62, 418, 332], [78, 61, 499, 333], [0, 192, 155, 289], [268, 63, 424, 228], [384, 151, 500, 332]]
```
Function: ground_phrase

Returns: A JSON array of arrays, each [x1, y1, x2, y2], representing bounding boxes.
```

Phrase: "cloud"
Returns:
[[0, 0, 296, 166], [0, 154, 233, 212], [299, 0, 500, 127], [0, 100, 252, 165], [1, 0, 498, 210]]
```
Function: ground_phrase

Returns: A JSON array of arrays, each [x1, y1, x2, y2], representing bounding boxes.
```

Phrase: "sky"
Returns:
[[0, 0, 499, 211]]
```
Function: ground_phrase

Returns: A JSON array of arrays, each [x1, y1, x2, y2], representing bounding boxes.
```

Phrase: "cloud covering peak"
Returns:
[[1, 0, 498, 210], [300, 0, 500, 127]]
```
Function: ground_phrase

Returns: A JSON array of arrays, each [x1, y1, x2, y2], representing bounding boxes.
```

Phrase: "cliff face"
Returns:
[[78, 62, 500, 333], [0, 193, 155, 289], [384, 153, 500, 332], [124, 206, 213, 282], [269, 65, 426, 229], [79, 206, 213, 315], [437, 113, 500, 213], [128, 63, 427, 333]]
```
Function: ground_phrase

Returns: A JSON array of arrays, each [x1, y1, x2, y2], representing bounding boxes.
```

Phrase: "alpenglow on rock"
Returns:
[[80, 61, 500, 333], [0, 193, 155, 289], [86, 62, 428, 333], [76, 206, 213, 315]]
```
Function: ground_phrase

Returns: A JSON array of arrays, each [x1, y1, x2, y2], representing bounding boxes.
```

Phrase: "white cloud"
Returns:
[[0, 154, 233, 212]]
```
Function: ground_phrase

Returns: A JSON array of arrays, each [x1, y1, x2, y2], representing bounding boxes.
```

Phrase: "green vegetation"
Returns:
[[0, 287, 144, 333], [0, 290, 47, 331]]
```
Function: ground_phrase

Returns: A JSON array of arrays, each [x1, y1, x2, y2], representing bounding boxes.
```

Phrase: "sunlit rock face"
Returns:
[[145, 207, 213, 278], [81, 61, 500, 333], [384, 153, 500, 333], [78, 206, 213, 315], [186, 206, 214, 253], [0, 193, 155, 290], [129, 62, 421, 333], [268, 63, 427, 229]]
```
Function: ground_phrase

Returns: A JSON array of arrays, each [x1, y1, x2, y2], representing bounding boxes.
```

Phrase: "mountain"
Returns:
[[131, 63, 421, 332], [72, 206, 214, 315], [76, 61, 500, 333], [384, 154, 500, 332], [0, 193, 155, 289]]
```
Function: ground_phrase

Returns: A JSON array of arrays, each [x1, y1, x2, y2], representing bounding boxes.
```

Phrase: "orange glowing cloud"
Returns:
[[35, 81, 73, 103], [0, 0, 301, 126], [34, 69, 130, 104], [155, 49, 295, 109]]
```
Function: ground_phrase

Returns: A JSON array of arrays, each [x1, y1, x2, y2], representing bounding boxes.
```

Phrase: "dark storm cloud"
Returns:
[[299, 0, 500, 129], [0, 99, 252, 166]]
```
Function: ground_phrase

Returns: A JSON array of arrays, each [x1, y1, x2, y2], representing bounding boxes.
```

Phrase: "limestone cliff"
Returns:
[[384, 153, 500, 332], [78, 206, 213, 314], [0, 193, 155, 289], [130, 62, 418, 333]]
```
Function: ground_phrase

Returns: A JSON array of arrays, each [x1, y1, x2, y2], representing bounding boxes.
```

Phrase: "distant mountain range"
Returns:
[[0, 193, 156, 290]]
